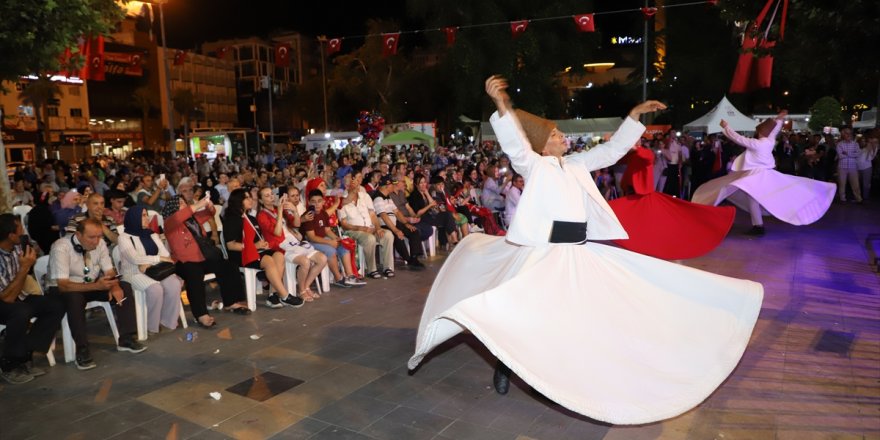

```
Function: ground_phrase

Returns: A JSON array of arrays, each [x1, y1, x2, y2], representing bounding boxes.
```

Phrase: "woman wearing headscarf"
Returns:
[[117, 206, 184, 334]]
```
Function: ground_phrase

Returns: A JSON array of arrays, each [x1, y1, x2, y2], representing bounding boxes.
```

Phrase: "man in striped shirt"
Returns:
[[0, 214, 65, 384]]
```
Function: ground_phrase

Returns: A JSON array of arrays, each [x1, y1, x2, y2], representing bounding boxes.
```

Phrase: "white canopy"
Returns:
[[684, 96, 757, 135]]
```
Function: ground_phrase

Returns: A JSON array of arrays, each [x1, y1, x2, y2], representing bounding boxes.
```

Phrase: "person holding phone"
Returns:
[[0, 214, 65, 383], [47, 218, 145, 371]]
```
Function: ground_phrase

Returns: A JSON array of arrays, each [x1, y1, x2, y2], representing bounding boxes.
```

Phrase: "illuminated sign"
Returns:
[[611, 36, 643, 45]]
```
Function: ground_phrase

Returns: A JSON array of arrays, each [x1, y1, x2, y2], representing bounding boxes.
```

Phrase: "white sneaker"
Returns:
[[345, 276, 366, 287]]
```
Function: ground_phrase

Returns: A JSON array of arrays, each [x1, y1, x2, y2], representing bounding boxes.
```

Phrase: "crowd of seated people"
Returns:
[[20, 128, 834, 381]]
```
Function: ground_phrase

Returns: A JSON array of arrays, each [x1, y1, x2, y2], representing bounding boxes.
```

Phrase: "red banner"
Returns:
[[382, 33, 400, 57], [328, 38, 342, 54], [173, 50, 186, 66], [103, 52, 144, 76], [443, 27, 457, 47], [84, 36, 105, 81], [510, 20, 529, 38], [275, 42, 291, 67], [573, 14, 596, 32]]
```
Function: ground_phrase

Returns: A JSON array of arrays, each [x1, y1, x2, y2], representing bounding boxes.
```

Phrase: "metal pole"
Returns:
[[642, 0, 648, 108], [318, 36, 329, 132], [158, 1, 176, 158]]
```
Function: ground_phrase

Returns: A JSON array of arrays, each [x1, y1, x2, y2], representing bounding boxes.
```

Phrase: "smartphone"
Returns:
[[113, 274, 123, 279], [158, 173, 166, 182], [19, 234, 29, 251], [306, 205, 316, 214]]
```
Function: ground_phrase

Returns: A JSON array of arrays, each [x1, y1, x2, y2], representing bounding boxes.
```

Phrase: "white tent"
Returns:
[[684, 96, 757, 135]]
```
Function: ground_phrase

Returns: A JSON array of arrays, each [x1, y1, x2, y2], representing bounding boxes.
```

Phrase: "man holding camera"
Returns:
[[47, 218, 145, 371], [0, 214, 65, 384]]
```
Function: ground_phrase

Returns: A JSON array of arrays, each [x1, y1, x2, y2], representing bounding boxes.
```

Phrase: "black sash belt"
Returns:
[[548, 221, 588, 244]]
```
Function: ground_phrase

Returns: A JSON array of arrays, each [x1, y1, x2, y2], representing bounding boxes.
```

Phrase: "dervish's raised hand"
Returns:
[[485, 75, 512, 116], [628, 100, 668, 121]]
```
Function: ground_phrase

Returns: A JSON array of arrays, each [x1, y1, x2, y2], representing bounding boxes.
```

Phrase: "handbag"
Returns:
[[184, 216, 224, 263], [144, 261, 176, 281]]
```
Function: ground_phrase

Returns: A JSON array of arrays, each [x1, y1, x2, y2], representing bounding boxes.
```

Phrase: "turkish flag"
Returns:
[[86, 35, 105, 81], [275, 42, 291, 67], [131, 52, 143, 67], [173, 49, 186, 66], [510, 20, 529, 38], [443, 27, 457, 47], [217, 46, 229, 59], [382, 33, 400, 57], [328, 38, 342, 54], [573, 14, 595, 32]]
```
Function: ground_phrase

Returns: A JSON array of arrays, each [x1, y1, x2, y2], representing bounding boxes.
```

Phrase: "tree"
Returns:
[[0, 0, 122, 212], [18, 76, 61, 159], [718, 0, 879, 113], [808, 96, 844, 132], [171, 89, 201, 153], [132, 86, 158, 150], [406, 0, 601, 122]]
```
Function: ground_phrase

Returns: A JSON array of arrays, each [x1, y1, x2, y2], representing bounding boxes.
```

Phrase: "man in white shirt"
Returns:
[[373, 176, 425, 273], [337, 172, 394, 279]]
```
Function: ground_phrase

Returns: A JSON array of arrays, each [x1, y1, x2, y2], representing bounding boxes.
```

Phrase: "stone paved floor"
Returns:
[[1, 201, 878, 440]]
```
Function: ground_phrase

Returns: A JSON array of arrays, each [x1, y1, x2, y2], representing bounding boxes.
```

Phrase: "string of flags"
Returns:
[[319, 0, 716, 57]]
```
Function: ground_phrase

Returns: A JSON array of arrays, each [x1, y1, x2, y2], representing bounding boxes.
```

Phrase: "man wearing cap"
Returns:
[[410, 76, 766, 425], [692, 111, 836, 235], [373, 175, 425, 273]]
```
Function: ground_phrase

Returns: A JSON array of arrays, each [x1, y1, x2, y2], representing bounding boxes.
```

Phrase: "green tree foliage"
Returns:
[[405, 0, 601, 120], [718, 0, 879, 108], [0, 0, 123, 85], [808, 96, 843, 132]]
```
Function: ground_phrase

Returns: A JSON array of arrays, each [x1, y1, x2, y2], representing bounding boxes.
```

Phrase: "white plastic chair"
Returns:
[[283, 257, 329, 297], [111, 246, 187, 341], [13, 205, 32, 231], [34, 256, 120, 363], [241, 267, 260, 311], [423, 226, 437, 257]]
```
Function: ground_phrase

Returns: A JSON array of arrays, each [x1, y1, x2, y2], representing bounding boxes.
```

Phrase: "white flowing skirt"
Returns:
[[691, 168, 835, 225], [409, 233, 763, 425]]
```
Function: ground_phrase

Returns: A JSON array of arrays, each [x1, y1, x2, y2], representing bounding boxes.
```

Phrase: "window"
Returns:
[[70, 108, 83, 117], [240, 63, 255, 77], [239, 46, 253, 60], [259, 46, 269, 62], [47, 107, 59, 117]]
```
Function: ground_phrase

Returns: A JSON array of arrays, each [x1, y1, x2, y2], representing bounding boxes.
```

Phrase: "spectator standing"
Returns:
[[836, 128, 863, 203], [858, 135, 878, 199]]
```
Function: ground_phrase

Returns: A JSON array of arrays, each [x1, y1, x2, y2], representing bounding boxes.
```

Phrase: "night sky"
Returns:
[[162, 0, 409, 49]]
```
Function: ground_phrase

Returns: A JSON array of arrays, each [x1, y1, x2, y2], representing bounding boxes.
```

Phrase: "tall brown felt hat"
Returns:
[[755, 118, 776, 138], [515, 109, 556, 153]]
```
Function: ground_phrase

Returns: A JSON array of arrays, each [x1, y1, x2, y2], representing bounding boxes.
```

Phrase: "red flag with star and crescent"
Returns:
[[573, 14, 596, 32], [327, 38, 342, 54], [173, 49, 186, 66], [510, 20, 529, 38], [216, 46, 229, 59], [85, 35, 105, 81], [275, 42, 291, 67], [382, 33, 400, 57]]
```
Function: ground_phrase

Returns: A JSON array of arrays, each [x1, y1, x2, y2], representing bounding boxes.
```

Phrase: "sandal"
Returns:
[[383, 268, 395, 278], [300, 288, 316, 302], [224, 305, 251, 315], [366, 271, 382, 279], [196, 315, 216, 329]]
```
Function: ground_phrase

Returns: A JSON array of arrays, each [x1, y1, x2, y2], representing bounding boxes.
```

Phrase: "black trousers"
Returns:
[[177, 258, 245, 319], [48, 283, 137, 350], [382, 225, 422, 260], [423, 211, 456, 245], [0, 295, 65, 369]]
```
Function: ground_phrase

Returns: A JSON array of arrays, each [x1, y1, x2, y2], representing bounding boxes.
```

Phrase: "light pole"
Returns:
[[155, 0, 176, 158], [317, 35, 329, 133]]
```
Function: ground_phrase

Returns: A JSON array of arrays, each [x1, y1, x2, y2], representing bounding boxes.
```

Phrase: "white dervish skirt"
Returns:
[[408, 233, 763, 425], [691, 168, 835, 225]]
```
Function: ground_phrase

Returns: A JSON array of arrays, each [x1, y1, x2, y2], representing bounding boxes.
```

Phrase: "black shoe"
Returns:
[[408, 258, 426, 269], [76, 347, 96, 370], [117, 338, 147, 354], [279, 294, 304, 308], [265, 293, 284, 309], [493, 361, 511, 395], [746, 226, 765, 236]]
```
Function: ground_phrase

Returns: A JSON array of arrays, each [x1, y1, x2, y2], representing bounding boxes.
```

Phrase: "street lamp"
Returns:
[[317, 35, 329, 133]]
